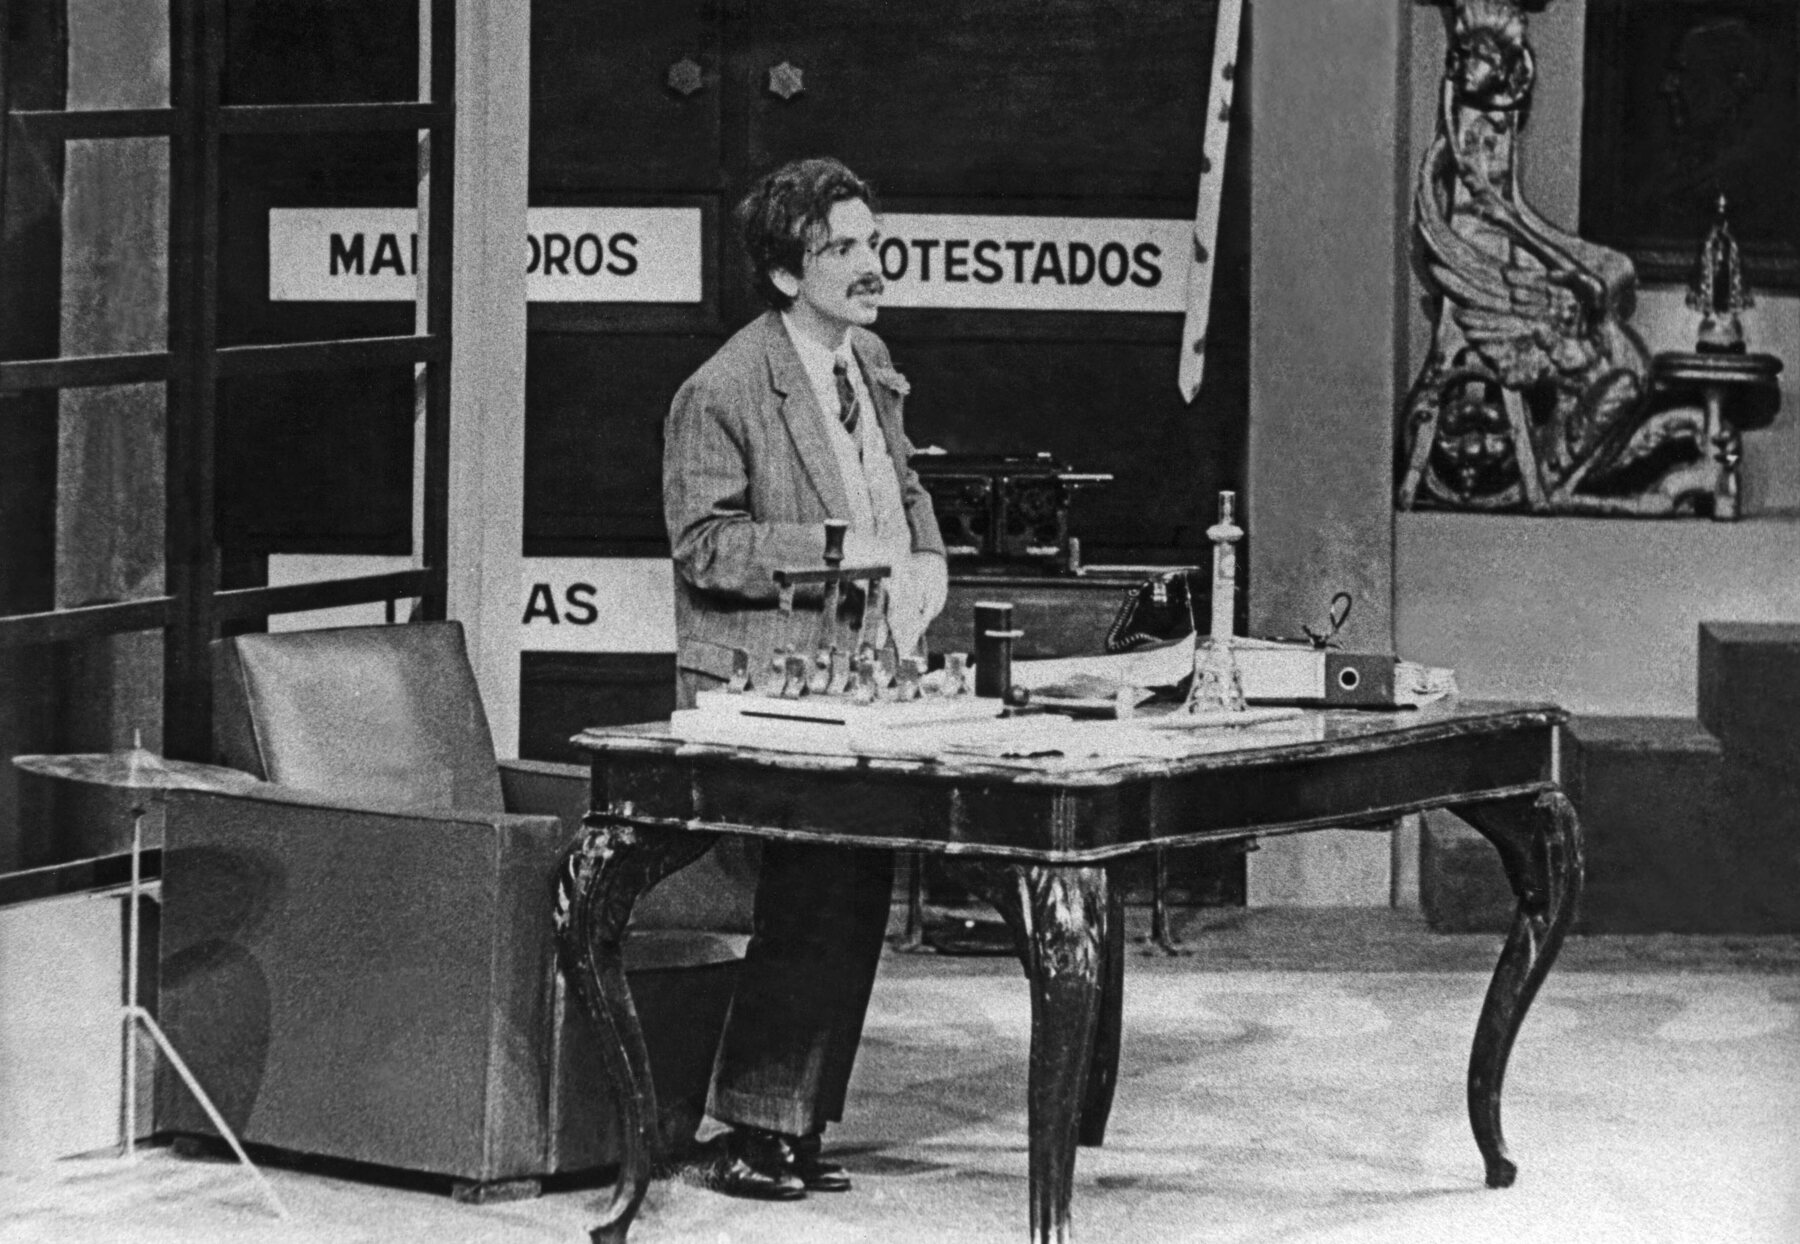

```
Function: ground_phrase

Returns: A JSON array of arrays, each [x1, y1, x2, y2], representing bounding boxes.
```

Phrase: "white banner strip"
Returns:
[[270, 207, 1189, 312], [519, 558, 676, 652], [878, 214, 1187, 313], [269, 207, 703, 303], [1178, 0, 1245, 402]]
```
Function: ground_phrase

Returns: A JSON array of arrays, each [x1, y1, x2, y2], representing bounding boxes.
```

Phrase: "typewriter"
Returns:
[[910, 452, 1111, 576]]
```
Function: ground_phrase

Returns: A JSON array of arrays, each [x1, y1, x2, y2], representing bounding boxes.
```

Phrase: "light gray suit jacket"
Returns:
[[664, 311, 944, 698]]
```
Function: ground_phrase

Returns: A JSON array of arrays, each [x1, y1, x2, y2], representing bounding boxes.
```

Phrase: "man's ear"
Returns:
[[769, 266, 801, 299]]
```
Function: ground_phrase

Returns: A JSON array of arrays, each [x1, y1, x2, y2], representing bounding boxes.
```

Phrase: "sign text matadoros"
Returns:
[[268, 207, 702, 303]]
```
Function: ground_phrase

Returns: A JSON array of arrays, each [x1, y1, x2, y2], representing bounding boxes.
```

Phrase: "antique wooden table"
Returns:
[[556, 699, 1583, 1243]]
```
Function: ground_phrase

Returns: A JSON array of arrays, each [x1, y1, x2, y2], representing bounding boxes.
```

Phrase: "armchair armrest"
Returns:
[[498, 757, 588, 829]]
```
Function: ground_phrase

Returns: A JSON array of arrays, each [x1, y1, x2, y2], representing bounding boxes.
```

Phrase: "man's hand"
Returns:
[[888, 551, 949, 657], [839, 530, 892, 574]]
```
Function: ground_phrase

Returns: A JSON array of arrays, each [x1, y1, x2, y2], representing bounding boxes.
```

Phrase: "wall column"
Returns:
[[1245, 0, 1408, 903], [446, 0, 529, 755]]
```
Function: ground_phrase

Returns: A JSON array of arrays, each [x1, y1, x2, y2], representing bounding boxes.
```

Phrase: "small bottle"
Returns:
[[973, 601, 1023, 699]]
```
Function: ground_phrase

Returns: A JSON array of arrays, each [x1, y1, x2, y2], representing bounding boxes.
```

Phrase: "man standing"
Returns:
[[663, 157, 948, 1199]]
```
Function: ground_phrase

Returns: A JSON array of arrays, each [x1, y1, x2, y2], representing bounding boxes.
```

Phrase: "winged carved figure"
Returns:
[[1400, 0, 1711, 514]]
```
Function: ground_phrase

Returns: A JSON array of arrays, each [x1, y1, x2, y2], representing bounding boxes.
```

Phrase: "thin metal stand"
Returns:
[[121, 801, 289, 1221], [1135, 849, 1190, 956], [891, 851, 931, 953]]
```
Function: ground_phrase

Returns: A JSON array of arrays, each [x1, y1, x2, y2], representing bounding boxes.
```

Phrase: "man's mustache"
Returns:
[[848, 276, 885, 297]]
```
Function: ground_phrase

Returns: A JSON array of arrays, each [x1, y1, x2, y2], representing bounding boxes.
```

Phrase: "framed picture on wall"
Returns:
[[1580, 0, 1800, 291]]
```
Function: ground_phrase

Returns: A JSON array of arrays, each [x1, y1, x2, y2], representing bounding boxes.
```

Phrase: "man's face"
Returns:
[[774, 198, 884, 338]]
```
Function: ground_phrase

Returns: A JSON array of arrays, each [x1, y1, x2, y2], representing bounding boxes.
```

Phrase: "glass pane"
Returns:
[[66, 0, 170, 111], [62, 139, 169, 356]]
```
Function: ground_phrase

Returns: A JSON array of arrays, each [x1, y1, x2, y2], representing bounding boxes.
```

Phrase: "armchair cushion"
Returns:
[[214, 622, 505, 814]]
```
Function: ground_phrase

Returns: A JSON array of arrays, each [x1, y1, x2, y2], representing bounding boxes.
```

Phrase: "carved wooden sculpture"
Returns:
[[1400, 0, 1719, 515]]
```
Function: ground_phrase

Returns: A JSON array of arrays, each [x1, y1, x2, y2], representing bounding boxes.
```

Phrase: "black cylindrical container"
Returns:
[[973, 601, 1016, 699]]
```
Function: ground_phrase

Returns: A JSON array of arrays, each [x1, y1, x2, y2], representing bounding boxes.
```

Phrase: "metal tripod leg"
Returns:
[[126, 808, 289, 1221], [891, 851, 932, 953], [1137, 848, 1189, 956]]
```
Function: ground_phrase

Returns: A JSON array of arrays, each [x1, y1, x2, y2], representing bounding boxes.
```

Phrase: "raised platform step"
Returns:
[[1699, 621, 1800, 776], [1424, 713, 1799, 935]]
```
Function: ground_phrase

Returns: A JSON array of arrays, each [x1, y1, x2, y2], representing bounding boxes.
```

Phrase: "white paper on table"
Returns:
[[924, 710, 1320, 762], [669, 710, 941, 759], [1010, 635, 1194, 694]]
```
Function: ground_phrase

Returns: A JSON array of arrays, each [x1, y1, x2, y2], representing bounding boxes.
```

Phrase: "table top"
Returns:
[[573, 700, 1567, 858], [573, 698, 1565, 789]]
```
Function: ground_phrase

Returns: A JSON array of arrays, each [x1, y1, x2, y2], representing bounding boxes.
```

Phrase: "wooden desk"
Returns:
[[558, 700, 1582, 1243]]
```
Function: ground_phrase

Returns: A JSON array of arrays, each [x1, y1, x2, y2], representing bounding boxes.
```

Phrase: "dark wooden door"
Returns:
[[528, 0, 730, 556], [526, 0, 1247, 564], [743, 0, 1213, 199], [211, 0, 1248, 563]]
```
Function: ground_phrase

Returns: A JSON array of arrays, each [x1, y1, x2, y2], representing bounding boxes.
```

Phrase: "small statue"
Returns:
[[1687, 194, 1752, 354], [1185, 491, 1247, 714]]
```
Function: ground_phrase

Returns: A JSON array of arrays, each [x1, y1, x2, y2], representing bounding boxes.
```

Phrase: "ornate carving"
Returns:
[[665, 57, 705, 98], [554, 818, 718, 1243], [956, 860, 1115, 1241], [766, 61, 805, 101], [1399, 0, 1717, 516]]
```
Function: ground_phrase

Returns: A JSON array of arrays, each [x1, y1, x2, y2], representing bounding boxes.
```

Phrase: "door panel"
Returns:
[[525, 332, 725, 556], [746, 0, 1215, 199], [532, 0, 725, 194]]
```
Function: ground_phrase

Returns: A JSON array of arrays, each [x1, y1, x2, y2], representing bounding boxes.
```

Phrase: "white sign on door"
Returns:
[[877, 214, 1188, 313], [518, 559, 675, 652], [268, 207, 703, 303], [269, 207, 1187, 313]]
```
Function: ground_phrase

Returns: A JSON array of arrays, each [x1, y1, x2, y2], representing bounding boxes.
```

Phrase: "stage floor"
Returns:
[[5, 907, 1797, 1244]]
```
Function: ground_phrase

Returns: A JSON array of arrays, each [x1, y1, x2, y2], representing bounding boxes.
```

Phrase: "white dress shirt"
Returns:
[[781, 314, 908, 554], [780, 315, 945, 653]]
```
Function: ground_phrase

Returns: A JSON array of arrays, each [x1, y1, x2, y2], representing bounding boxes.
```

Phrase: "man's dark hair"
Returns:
[[735, 157, 876, 310]]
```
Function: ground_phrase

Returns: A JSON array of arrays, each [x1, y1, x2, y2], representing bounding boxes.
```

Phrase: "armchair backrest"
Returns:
[[213, 622, 506, 814]]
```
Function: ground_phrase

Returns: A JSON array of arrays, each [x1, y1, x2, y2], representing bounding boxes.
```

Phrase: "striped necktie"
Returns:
[[832, 357, 860, 436]]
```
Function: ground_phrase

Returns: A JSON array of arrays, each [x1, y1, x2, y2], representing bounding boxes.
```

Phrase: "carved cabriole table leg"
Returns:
[[1456, 790, 1585, 1189], [961, 861, 1113, 1244], [555, 816, 718, 1244], [1080, 881, 1125, 1148]]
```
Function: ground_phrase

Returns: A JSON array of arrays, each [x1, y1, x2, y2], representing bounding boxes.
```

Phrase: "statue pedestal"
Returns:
[[1651, 352, 1784, 521]]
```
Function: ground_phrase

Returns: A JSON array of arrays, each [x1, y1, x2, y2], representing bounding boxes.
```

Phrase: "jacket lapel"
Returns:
[[763, 313, 850, 518], [851, 332, 909, 485]]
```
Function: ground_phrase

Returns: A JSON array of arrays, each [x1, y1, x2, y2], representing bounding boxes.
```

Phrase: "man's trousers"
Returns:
[[704, 838, 895, 1137]]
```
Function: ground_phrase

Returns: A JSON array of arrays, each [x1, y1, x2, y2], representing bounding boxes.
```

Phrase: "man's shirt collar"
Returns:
[[782, 312, 855, 390]]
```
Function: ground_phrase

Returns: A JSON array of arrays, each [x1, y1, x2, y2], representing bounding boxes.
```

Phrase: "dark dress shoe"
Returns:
[[707, 1128, 806, 1201], [790, 1132, 852, 1192]]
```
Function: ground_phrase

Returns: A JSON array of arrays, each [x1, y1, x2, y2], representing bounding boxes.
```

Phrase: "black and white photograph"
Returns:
[[1, 2, 1796, 1242]]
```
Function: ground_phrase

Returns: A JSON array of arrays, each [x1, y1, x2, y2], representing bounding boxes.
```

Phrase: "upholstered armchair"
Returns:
[[156, 621, 755, 1198]]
